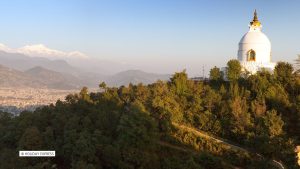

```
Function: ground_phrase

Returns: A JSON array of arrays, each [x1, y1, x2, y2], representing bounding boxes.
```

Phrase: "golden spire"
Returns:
[[250, 9, 261, 27], [253, 9, 258, 21]]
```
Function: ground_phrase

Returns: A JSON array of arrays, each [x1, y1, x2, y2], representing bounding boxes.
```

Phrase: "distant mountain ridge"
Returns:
[[0, 51, 81, 76], [0, 65, 45, 88], [25, 66, 84, 89], [106, 70, 171, 86], [0, 64, 170, 89], [0, 51, 171, 89]]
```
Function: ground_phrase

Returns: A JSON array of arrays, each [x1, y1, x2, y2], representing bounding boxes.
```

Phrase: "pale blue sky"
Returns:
[[0, 0, 299, 75]]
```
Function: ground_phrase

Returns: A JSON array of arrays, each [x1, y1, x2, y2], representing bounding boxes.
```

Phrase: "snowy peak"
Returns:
[[18, 44, 88, 59], [0, 43, 89, 59]]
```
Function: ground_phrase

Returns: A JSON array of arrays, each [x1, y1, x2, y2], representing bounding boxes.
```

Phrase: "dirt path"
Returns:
[[157, 141, 241, 169], [171, 122, 285, 169]]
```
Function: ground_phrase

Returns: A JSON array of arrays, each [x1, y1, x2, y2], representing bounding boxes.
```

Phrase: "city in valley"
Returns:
[[0, 87, 77, 114]]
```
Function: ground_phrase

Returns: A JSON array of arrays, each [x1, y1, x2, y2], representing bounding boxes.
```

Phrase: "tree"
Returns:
[[262, 110, 284, 138], [117, 107, 158, 169], [133, 83, 150, 103], [265, 83, 290, 111], [18, 127, 43, 150], [73, 131, 96, 163], [209, 66, 222, 81], [226, 60, 242, 81], [229, 96, 253, 137], [247, 70, 272, 97], [79, 86, 91, 102], [250, 98, 267, 117], [170, 70, 189, 96], [203, 86, 221, 112], [99, 82, 107, 90], [274, 62, 294, 85]]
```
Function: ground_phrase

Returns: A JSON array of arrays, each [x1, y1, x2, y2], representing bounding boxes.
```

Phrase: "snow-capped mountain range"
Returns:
[[0, 43, 88, 59]]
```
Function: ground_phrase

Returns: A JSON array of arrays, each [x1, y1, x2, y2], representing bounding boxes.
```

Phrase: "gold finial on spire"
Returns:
[[253, 9, 258, 21], [250, 9, 261, 27]]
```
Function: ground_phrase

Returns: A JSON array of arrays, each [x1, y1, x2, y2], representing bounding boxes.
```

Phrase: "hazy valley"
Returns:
[[0, 50, 170, 113]]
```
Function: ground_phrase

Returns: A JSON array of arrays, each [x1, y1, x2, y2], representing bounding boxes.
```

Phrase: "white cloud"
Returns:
[[0, 43, 14, 53], [0, 43, 89, 59]]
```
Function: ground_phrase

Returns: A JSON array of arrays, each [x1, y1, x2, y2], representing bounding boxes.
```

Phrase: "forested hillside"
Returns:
[[0, 60, 299, 169]]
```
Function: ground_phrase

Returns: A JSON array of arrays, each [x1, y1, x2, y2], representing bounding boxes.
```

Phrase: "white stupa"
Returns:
[[238, 10, 276, 74]]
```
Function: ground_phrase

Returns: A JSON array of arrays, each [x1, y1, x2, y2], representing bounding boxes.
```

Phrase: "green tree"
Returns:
[[229, 96, 253, 137], [250, 98, 267, 117], [265, 83, 290, 111], [274, 62, 294, 85], [151, 80, 178, 130], [99, 82, 107, 92], [262, 110, 284, 138], [73, 131, 96, 163], [170, 70, 189, 96], [117, 107, 158, 169], [247, 70, 272, 97], [18, 127, 43, 150], [79, 86, 91, 102], [209, 66, 222, 81], [226, 59, 242, 81]]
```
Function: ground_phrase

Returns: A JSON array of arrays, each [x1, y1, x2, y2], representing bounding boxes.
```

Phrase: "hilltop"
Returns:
[[0, 61, 299, 168]]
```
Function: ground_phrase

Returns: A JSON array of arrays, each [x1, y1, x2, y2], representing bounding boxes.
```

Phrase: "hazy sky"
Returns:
[[0, 0, 299, 76]]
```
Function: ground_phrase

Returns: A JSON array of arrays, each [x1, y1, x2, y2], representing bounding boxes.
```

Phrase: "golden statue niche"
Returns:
[[247, 49, 256, 61]]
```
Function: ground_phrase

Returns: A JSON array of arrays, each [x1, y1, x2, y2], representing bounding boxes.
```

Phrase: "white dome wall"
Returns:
[[238, 31, 271, 63], [238, 42, 271, 63]]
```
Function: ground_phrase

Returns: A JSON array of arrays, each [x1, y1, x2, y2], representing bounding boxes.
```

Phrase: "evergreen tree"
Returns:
[[274, 62, 294, 85], [226, 59, 242, 81], [209, 66, 222, 81]]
